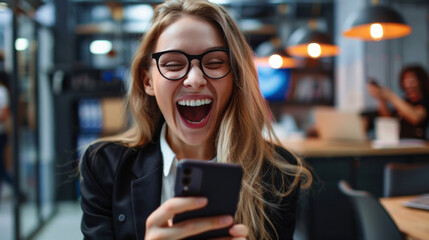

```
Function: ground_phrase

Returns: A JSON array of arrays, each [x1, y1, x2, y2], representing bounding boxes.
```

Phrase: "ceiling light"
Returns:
[[287, 27, 339, 58], [15, 38, 29, 51], [343, 4, 411, 41], [255, 53, 297, 69], [255, 39, 297, 69], [90, 40, 112, 55], [268, 54, 283, 69]]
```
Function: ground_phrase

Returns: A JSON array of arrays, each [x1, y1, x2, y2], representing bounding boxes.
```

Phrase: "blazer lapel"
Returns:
[[131, 141, 163, 240]]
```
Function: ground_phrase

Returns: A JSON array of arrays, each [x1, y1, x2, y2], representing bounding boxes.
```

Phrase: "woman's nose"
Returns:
[[183, 62, 207, 89]]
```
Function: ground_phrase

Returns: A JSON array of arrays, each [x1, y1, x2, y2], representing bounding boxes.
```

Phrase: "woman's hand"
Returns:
[[145, 197, 248, 240], [212, 224, 249, 240], [367, 82, 385, 100]]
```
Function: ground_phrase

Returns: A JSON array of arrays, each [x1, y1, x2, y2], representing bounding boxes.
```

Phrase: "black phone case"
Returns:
[[368, 78, 380, 87], [173, 159, 243, 240]]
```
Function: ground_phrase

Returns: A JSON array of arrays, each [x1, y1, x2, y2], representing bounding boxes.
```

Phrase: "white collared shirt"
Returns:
[[160, 124, 178, 204], [159, 123, 217, 204]]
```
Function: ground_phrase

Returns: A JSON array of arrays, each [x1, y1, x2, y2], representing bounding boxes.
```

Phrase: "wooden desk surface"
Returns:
[[281, 138, 429, 158], [380, 196, 429, 240]]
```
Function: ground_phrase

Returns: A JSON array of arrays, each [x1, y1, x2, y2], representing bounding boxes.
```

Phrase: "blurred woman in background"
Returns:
[[367, 65, 429, 139]]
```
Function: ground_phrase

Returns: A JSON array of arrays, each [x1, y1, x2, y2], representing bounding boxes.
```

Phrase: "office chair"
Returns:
[[383, 163, 429, 197], [338, 180, 403, 240]]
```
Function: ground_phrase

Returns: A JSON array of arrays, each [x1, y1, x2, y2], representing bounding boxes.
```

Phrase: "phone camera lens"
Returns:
[[183, 168, 192, 176], [182, 177, 190, 186]]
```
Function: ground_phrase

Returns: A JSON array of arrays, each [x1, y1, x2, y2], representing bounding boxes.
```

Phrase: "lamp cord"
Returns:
[[309, 0, 321, 30]]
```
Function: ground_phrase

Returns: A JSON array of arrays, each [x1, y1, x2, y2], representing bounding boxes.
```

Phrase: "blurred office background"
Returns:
[[0, 0, 428, 240]]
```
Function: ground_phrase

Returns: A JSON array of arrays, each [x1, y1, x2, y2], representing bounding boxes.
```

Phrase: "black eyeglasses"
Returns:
[[151, 49, 231, 81]]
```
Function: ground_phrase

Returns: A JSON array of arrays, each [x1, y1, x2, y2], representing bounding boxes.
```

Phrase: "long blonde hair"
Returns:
[[110, 0, 312, 239]]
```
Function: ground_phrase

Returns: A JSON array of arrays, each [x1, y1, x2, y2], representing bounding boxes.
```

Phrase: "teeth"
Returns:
[[187, 116, 206, 124], [177, 99, 212, 107]]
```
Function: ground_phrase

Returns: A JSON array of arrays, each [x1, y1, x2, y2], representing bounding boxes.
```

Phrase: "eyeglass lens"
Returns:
[[157, 50, 230, 80]]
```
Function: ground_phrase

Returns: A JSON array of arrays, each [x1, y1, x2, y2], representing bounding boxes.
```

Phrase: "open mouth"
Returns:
[[177, 98, 213, 126]]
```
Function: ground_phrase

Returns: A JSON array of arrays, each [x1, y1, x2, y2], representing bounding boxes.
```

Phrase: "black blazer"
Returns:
[[80, 138, 300, 240]]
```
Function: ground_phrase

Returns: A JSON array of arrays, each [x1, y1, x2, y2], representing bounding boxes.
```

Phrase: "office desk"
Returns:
[[280, 138, 429, 240], [281, 138, 429, 158], [380, 196, 429, 240]]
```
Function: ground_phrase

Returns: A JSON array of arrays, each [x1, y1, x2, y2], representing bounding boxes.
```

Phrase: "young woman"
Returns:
[[367, 65, 429, 139], [80, 0, 312, 239]]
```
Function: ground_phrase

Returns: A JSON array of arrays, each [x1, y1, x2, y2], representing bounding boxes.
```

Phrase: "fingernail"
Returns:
[[220, 216, 233, 225], [196, 197, 207, 205]]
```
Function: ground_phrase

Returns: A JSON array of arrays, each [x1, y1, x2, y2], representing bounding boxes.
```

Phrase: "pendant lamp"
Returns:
[[255, 53, 297, 69], [286, 25, 340, 58], [343, 3, 411, 41], [286, 1, 339, 59], [255, 38, 297, 69]]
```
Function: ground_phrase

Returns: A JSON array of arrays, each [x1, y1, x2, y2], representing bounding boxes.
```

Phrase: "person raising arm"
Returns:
[[367, 65, 429, 139]]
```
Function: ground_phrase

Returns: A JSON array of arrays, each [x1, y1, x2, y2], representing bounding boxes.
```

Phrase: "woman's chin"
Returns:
[[408, 95, 421, 102]]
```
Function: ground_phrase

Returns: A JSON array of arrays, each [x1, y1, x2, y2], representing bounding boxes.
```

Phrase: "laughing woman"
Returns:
[[79, 0, 312, 239]]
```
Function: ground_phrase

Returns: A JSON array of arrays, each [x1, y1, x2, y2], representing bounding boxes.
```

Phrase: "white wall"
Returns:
[[335, 0, 366, 112]]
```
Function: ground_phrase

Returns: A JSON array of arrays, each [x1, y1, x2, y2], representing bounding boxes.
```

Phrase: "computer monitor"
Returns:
[[313, 107, 367, 142], [257, 66, 291, 102]]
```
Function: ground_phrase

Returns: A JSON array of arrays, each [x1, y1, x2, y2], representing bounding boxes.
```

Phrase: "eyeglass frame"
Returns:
[[151, 49, 231, 81]]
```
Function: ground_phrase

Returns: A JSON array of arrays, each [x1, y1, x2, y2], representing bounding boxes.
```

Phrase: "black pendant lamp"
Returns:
[[343, 2, 412, 41], [287, 25, 340, 58], [255, 38, 297, 69]]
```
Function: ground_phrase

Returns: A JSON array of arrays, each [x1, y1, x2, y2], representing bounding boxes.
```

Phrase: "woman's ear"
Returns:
[[143, 70, 155, 96]]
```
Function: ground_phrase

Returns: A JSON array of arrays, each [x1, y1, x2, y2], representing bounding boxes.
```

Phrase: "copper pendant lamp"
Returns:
[[286, 25, 340, 58], [255, 38, 297, 69], [343, 3, 412, 41], [255, 53, 297, 69], [286, 0, 340, 59]]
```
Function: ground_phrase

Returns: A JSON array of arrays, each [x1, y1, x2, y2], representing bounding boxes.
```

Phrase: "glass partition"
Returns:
[[0, 6, 13, 240], [16, 11, 40, 240], [5, 1, 56, 239]]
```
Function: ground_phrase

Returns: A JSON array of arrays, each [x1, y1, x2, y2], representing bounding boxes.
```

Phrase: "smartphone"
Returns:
[[368, 78, 380, 88], [173, 159, 243, 240]]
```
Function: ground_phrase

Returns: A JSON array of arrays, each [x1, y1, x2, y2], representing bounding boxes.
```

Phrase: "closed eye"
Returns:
[[204, 60, 225, 69], [161, 62, 187, 71]]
